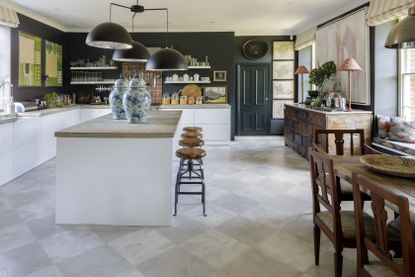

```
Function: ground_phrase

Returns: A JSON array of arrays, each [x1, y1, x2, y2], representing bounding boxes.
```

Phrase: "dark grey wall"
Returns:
[[234, 36, 295, 135], [12, 14, 65, 101], [373, 21, 398, 117]]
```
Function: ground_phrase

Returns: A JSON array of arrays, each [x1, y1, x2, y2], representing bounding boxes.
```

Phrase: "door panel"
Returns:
[[237, 64, 270, 135]]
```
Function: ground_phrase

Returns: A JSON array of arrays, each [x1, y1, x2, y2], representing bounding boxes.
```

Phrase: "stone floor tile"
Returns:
[[25, 214, 73, 240], [24, 266, 63, 277], [213, 193, 258, 214], [180, 229, 250, 269], [0, 242, 51, 277], [108, 229, 175, 266], [0, 223, 35, 252], [57, 245, 132, 277], [138, 246, 214, 277], [39, 226, 104, 263]]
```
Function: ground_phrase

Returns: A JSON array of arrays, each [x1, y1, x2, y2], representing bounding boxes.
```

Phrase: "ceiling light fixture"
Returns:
[[385, 7, 415, 49], [85, 3, 133, 49], [144, 8, 188, 71]]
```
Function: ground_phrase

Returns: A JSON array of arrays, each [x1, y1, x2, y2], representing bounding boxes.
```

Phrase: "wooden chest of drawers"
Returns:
[[284, 104, 373, 158]]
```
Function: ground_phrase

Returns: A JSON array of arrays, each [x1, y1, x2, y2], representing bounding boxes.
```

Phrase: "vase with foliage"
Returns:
[[308, 61, 337, 94], [44, 92, 60, 108]]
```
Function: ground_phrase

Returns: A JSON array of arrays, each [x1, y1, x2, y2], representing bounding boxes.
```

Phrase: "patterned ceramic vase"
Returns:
[[109, 77, 128, 120], [123, 75, 152, 123]]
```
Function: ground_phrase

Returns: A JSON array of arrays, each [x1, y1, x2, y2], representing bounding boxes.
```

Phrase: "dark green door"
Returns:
[[237, 64, 270, 135]]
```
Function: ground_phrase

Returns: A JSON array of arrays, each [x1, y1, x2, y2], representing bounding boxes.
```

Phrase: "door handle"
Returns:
[[265, 98, 269, 101]]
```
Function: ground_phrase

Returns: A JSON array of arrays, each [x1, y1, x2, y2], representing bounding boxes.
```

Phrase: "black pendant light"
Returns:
[[113, 41, 149, 62], [146, 48, 188, 71], [385, 6, 415, 49], [146, 9, 188, 71], [86, 22, 133, 49]]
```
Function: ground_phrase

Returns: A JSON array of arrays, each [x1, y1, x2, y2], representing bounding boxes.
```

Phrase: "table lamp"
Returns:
[[339, 58, 362, 112], [294, 66, 309, 103]]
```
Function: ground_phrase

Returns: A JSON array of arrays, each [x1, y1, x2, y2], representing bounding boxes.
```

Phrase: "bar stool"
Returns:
[[174, 147, 207, 216], [181, 132, 203, 139], [183, 126, 203, 133], [179, 137, 204, 148]]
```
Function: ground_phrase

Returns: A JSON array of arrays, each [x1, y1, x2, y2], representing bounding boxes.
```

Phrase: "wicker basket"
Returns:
[[360, 154, 415, 178]]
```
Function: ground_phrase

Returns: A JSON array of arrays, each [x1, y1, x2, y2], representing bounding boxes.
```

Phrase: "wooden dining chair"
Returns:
[[309, 148, 376, 277], [314, 128, 365, 156], [352, 173, 415, 277], [313, 128, 367, 202]]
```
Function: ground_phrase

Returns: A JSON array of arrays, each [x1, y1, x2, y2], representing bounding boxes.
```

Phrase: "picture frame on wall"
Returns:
[[18, 31, 42, 87], [273, 41, 294, 60], [273, 80, 294, 99], [273, 99, 294, 119], [273, 61, 294, 79], [203, 86, 227, 104], [213, 70, 227, 82]]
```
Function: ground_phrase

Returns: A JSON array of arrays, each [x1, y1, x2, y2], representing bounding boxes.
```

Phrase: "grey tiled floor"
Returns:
[[0, 136, 358, 277]]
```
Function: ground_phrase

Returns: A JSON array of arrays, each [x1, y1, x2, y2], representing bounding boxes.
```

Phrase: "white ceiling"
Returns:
[[5, 0, 368, 35]]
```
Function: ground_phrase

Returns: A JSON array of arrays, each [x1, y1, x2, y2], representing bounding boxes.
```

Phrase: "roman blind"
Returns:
[[0, 5, 19, 28], [295, 27, 316, 50], [367, 0, 415, 26]]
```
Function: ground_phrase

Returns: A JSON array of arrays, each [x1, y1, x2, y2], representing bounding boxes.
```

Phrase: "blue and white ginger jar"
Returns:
[[123, 76, 151, 123], [109, 78, 128, 120]]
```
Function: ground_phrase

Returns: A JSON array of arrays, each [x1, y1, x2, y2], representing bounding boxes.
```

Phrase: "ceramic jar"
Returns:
[[123, 75, 152, 123], [109, 77, 128, 120]]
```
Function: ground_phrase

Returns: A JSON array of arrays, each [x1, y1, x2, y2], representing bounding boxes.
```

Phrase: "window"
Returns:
[[0, 25, 11, 111], [297, 43, 315, 101], [400, 48, 415, 120]]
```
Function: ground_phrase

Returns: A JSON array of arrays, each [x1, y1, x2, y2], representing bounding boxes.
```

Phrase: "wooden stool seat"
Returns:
[[181, 132, 203, 139], [179, 138, 204, 148], [176, 148, 206, 160], [183, 126, 203, 133]]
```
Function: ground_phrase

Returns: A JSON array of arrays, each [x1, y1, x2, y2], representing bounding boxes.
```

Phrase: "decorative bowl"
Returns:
[[360, 154, 415, 178]]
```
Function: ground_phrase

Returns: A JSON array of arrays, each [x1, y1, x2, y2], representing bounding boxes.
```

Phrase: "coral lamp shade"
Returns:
[[294, 66, 309, 74], [86, 22, 133, 50], [112, 41, 150, 62], [146, 48, 188, 71], [339, 58, 362, 71], [385, 7, 415, 49]]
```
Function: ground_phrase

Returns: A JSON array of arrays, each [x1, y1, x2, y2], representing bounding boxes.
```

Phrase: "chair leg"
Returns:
[[313, 225, 321, 265], [202, 181, 206, 217], [334, 250, 343, 277]]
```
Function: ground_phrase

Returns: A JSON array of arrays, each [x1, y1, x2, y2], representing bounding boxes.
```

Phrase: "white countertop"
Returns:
[[159, 104, 231, 110]]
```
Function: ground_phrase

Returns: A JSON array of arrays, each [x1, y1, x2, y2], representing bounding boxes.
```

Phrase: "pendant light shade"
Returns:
[[112, 41, 150, 62], [86, 22, 133, 49], [146, 48, 188, 71], [385, 7, 415, 49]]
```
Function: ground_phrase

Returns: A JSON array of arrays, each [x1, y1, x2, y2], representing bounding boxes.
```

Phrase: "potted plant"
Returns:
[[308, 61, 337, 94], [44, 92, 60, 108]]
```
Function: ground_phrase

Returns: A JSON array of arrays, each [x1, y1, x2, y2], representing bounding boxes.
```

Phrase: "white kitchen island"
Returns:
[[54, 110, 182, 226]]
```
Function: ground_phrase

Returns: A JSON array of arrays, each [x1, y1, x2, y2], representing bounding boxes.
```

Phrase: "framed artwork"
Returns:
[[273, 99, 293, 119], [273, 80, 294, 99], [273, 41, 294, 60], [213, 70, 227, 82], [203, 86, 227, 103], [45, 40, 63, 87], [18, 31, 42, 87], [315, 8, 370, 105], [273, 61, 294, 79]]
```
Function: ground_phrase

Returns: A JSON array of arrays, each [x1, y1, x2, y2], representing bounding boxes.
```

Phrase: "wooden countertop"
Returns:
[[285, 103, 372, 115], [55, 110, 182, 138]]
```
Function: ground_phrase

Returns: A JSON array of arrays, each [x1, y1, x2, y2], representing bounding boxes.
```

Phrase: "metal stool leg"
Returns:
[[174, 158, 184, 216]]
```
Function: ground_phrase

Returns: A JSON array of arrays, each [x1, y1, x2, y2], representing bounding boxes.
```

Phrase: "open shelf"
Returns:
[[187, 66, 211, 69], [70, 80, 115, 85], [164, 81, 211, 84], [70, 66, 118, 70]]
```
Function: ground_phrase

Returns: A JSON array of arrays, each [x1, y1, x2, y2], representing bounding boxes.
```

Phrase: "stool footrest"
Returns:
[[177, 191, 203, 195]]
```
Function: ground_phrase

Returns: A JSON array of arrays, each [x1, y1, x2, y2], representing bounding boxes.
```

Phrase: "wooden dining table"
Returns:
[[331, 155, 415, 217]]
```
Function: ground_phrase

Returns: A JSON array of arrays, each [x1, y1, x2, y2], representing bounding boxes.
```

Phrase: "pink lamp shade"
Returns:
[[294, 65, 309, 74], [339, 58, 362, 71]]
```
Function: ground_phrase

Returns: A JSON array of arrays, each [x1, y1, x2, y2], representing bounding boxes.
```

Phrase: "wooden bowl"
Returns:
[[360, 154, 415, 178]]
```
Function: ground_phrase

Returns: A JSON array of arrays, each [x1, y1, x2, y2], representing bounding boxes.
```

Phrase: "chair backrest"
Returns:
[[309, 148, 342, 234], [352, 173, 415, 277], [314, 129, 364, 156]]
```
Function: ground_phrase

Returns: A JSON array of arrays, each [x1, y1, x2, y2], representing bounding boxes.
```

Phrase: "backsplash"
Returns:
[[122, 63, 162, 105]]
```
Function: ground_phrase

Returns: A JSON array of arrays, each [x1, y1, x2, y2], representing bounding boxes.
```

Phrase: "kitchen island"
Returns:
[[54, 110, 182, 226]]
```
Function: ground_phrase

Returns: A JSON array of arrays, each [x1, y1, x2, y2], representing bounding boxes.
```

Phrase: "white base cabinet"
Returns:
[[0, 107, 110, 186], [161, 106, 231, 145]]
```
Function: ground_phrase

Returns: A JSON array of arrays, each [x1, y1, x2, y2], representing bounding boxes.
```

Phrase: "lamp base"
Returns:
[[346, 107, 353, 112]]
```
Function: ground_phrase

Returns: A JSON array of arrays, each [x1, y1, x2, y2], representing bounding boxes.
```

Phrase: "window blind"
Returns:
[[0, 5, 19, 28], [367, 0, 415, 26], [295, 27, 316, 51]]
